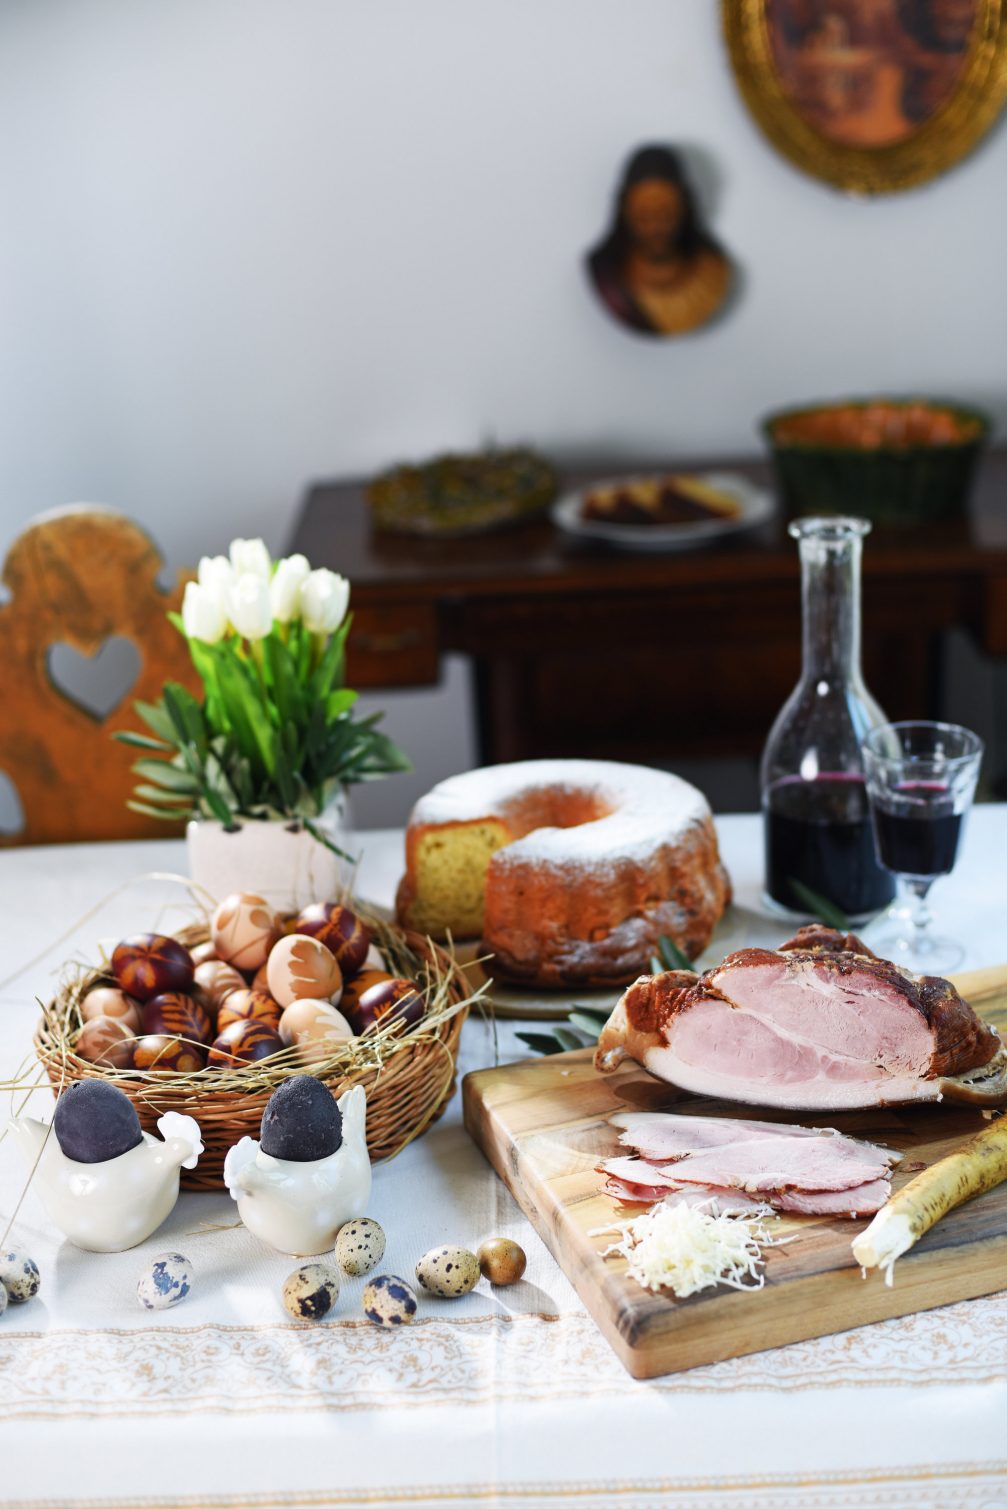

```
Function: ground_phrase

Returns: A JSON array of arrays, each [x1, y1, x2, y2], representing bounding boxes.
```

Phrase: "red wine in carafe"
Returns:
[[765, 773, 895, 918]]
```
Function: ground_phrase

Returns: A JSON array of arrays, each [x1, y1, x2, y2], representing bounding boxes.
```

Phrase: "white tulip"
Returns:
[[228, 572, 273, 640], [270, 554, 311, 623], [229, 537, 271, 581], [300, 569, 350, 635], [181, 581, 227, 644], [197, 555, 235, 615]]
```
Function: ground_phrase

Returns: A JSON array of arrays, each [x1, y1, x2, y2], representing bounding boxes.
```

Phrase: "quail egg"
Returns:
[[282, 1262, 340, 1321], [362, 1274, 417, 1327], [334, 1217, 385, 1277], [477, 1237, 527, 1286], [137, 1252, 193, 1311], [415, 1245, 480, 1298], [0, 1283, 6, 1318], [0, 1251, 41, 1305]]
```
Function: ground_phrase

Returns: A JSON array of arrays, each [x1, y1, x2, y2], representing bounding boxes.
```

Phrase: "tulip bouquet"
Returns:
[[116, 538, 409, 848]]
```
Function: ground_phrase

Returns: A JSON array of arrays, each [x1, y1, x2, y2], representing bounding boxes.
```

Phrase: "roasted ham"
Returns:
[[595, 926, 1007, 1112], [598, 1110, 903, 1218]]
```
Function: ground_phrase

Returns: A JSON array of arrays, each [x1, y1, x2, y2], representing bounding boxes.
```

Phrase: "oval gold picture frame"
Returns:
[[722, 0, 1007, 193]]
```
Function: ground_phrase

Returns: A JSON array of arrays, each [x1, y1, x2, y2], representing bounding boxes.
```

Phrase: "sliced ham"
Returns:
[[609, 1111, 897, 1167], [595, 926, 1006, 1112], [599, 1107, 900, 1218], [603, 1175, 762, 1216]]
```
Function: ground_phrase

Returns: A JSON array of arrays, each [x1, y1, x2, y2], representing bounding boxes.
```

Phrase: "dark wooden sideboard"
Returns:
[[289, 452, 1007, 771]]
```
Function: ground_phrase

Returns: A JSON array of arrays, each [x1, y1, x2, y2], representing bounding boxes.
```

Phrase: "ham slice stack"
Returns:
[[599, 1112, 902, 1218]]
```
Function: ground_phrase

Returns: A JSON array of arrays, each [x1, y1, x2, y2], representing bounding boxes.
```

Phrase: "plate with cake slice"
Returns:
[[552, 470, 774, 551]]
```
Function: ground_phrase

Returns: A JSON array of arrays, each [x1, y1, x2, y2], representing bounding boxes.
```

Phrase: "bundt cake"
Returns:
[[395, 759, 730, 989]]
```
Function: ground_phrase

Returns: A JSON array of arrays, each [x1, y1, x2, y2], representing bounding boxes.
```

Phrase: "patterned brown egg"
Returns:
[[142, 992, 213, 1045], [293, 902, 371, 980], [208, 1019, 284, 1067], [211, 893, 280, 972], [278, 1000, 354, 1065], [133, 1034, 206, 1073], [81, 987, 141, 1033], [217, 988, 282, 1033], [189, 940, 219, 966], [339, 969, 393, 1020], [346, 977, 424, 1036], [251, 962, 271, 993], [112, 934, 194, 1002], [75, 1016, 136, 1069], [194, 960, 246, 1013], [266, 935, 343, 1009]]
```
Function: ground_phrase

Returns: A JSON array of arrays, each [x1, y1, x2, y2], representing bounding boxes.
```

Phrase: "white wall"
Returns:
[[1, 0, 1004, 823]]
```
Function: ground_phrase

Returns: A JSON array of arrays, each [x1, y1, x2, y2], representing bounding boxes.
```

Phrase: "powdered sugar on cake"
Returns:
[[411, 760, 709, 871]]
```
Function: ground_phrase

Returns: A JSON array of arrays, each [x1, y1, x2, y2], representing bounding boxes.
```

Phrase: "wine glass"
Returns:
[[862, 721, 983, 975]]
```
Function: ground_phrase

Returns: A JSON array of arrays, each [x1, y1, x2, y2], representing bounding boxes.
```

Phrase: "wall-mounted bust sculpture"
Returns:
[[586, 145, 732, 338]]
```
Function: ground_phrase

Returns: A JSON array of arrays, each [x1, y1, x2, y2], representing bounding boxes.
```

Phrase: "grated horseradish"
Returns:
[[597, 1200, 782, 1299]]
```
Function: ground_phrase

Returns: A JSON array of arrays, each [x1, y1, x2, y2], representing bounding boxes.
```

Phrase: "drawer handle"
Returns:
[[352, 628, 422, 655]]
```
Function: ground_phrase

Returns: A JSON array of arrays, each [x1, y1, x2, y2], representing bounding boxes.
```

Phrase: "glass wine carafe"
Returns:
[[761, 516, 896, 923]]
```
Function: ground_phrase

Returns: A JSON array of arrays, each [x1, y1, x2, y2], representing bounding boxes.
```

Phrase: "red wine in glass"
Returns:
[[870, 781, 963, 878]]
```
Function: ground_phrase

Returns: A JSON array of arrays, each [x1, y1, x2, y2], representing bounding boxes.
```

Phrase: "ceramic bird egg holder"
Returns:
[[9, 1111, 204, 1253], [224, 1085, 371, 1255]]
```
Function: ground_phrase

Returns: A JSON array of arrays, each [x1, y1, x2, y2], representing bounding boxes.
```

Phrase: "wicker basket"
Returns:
[[35, 917, 475, 1190]]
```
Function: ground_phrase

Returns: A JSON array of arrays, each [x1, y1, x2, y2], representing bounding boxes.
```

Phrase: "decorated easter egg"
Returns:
[[81, 987, 141, 1032], [347, 977, 423, 1036], [0, 1251, 41, 1305], [415, 1245, 480, 1298], [133, 1034, 207, 1073], [362, 1274, 417, 1328], [189, 940, 219, 966], [477, 1238, 527, 1286], [334, 1218, 385, 1277], [194, 959, 245, 1013], [293, 902, 371, 980], [208, 1019, 283, 1067], [267, 935, 343, 1009], [211, 893, 280, 972], [75, 1016, 136, 1069], [282, 1262, 340, 1321], [278, 1000, 353, 1065], [137, 1252, 193, 1310], [112, 934, 195, 1002], [142, 992, 213, 1045], [217, 988, 283, 1034], [260, 1074, 342, 1161], [54, 1080, 143, 1163], [340, 968, 393, 1020]]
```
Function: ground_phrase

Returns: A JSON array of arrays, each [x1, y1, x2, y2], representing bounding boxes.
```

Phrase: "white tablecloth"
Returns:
[[2, 813, 1006, 1509]]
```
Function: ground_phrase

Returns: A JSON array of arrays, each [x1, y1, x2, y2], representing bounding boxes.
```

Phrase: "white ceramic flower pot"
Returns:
[[186, 796, 351, 913]]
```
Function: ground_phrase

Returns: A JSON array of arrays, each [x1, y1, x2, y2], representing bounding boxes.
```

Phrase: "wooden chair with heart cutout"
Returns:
[[0, 506, 200, 845]]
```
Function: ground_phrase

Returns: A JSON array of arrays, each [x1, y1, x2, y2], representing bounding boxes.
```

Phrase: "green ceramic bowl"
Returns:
[[763, 398, 989, 526]]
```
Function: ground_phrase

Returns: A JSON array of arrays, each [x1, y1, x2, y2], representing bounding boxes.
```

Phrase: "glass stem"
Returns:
[[905, 877, 934, 941]]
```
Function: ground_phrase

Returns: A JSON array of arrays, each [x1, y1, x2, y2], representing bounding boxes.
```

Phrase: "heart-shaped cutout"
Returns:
[[47, 637, 141, 722], [0, 770, 25, 837]]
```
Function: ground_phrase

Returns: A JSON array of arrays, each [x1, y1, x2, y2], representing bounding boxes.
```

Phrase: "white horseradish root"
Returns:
[[852, 1116, 1007, 1285]]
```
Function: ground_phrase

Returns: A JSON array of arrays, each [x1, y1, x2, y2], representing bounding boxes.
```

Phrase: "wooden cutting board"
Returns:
[[463, 965, 1007, 1379]]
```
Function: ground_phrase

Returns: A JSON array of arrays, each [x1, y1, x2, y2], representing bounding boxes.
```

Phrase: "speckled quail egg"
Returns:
[[0, 1251, 41, 1305], [477, 1238, 527, 1287], [415, 1245, 480, 1298], [137, 1252, 193, 1311], [334, 1217, 385, 1277], [362, 1273, 417, 1327], [282, 1262, 340, 1321], [0, 1283, 7, 1318]]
